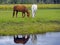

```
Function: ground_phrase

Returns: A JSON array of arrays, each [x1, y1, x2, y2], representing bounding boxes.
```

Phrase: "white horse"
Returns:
[[31, 4, 37, 18]]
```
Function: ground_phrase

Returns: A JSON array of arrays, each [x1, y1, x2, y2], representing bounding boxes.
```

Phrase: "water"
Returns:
[[0, 32, 60, 45]]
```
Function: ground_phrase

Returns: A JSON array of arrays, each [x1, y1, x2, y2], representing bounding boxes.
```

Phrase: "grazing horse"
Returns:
[[31, 4, 37, 18], [13, 5, 30, 18], [14, 35, 30, 44]]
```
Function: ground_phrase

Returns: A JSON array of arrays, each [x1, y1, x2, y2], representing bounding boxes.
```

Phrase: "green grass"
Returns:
[[0, 9, 60, 35]]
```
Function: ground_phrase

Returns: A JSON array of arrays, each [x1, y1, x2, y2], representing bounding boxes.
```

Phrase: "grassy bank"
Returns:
[[0, 4, 60, 10], [0, 9, 60, 35]]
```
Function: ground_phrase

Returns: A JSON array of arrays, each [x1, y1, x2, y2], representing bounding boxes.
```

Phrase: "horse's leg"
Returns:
[[16, 11, 18, 18], [13, 10, 15, 18], [22, 12, 25, 18], [22, 12, 23, 18], [23, 12, 25, 17], [34, 10, 36, 16], [34, 10, 35, 17], [32, 10, 34, 18]]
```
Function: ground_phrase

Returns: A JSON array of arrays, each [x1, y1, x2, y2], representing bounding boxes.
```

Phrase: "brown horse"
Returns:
[[14, 35, 30, 44], [13, 5, 30, 18]]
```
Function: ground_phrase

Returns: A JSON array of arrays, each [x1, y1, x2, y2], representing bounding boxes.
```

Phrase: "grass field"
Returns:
[[0, 9, 60, 35]]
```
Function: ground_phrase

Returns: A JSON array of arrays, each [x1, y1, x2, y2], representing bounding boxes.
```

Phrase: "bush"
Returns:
[[0, 4, 60, 10], [38, 4, 60, 9], [0, 4, 14, 10]]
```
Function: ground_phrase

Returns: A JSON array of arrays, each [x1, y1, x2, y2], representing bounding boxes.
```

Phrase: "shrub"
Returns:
[[0, 4, 60, 10]]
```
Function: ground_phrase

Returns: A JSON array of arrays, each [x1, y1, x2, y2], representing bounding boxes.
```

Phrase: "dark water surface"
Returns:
[[0, 32, 60, 45]]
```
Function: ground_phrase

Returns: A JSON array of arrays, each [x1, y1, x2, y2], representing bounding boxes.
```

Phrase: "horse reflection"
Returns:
[[31, 35, 37, 44], [14, 35, 30, 44]]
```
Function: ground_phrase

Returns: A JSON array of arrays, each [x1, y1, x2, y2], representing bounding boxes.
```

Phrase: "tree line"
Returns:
[[0, 0, 60, 4]]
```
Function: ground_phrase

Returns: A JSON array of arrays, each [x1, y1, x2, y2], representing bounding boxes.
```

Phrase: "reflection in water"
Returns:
[[14, 35, 30, 45], [31, 35, 37, 45], [0, 32, 60, 45]]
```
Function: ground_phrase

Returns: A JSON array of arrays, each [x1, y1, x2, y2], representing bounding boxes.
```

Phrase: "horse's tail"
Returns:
[[13, 10, 15, 17]]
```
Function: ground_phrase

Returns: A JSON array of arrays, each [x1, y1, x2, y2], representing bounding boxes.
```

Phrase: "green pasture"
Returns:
[[0, 9, 60, 35]]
